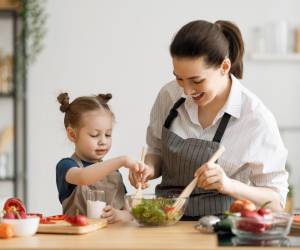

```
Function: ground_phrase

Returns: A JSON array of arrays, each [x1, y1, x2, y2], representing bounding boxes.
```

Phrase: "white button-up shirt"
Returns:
[[146, 75, 288, 207]]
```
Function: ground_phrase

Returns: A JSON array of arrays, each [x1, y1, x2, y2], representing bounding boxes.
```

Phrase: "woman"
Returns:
[[130, 20, 288, 220]]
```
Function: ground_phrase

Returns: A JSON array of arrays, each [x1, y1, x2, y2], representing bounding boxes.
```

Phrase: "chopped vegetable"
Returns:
[[40, 217, 56, 224], [3, 198, 26, 214], [213, 217, 232, 233], [65, 214, 88, 226], [47, 215, 66, 220], [0, 224, 14, 239]]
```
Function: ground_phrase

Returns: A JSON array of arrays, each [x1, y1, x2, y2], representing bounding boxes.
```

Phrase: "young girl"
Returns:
[[56, 92, 142, 223], [130, 20, 288, 219]]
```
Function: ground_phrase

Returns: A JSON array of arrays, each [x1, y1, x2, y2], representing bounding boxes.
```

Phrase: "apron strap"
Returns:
[[163, 97, 231, 143], [163, 97, 186, 128], [71, 154, 84, 168], [213, 112, 231, 143]]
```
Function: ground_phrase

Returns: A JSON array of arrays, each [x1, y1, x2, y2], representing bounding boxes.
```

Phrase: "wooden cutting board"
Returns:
[[38, 218, 107, 235]]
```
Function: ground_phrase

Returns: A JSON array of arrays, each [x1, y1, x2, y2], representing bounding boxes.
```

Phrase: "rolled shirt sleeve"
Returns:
[[146, 84, 176, 156], [246, 112, 289, 208]]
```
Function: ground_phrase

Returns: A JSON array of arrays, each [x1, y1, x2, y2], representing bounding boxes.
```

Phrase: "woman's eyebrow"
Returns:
[[173, 71, 204, 80]]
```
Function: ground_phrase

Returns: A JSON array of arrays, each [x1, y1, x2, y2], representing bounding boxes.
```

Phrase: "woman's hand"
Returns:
[[129, 162, 154, 189], [101, 205, 132, 223], [194, 162, 233, 194]]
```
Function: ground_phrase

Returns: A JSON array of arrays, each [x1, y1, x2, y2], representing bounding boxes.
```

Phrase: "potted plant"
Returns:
[[284, 162, 294, 213]]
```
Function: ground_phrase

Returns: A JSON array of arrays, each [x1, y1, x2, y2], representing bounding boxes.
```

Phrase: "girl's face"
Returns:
[[172, 57, 231, 107], [68, 110, 113, 162]]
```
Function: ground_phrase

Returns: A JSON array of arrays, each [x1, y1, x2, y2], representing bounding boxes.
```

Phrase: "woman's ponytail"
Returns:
[[215, 20, 244, 79]]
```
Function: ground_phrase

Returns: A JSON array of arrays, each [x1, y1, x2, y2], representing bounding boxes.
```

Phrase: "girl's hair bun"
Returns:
[[57, 92, 70, 113], [97, 93, 112, 103]]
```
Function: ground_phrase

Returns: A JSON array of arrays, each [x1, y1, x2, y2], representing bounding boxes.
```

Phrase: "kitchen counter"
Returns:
[[0, 221, 298, 250]]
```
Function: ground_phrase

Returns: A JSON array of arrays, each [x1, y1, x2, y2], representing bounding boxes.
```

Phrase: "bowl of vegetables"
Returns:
[[125, 194, 188, 226], [229, 211, 292, 240]]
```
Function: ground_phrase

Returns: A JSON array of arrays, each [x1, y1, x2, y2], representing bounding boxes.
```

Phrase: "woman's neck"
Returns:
[[198, 76, 232, 128]]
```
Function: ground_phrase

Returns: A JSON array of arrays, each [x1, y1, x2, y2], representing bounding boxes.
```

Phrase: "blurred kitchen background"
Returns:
[[0, 0, 300, 215]]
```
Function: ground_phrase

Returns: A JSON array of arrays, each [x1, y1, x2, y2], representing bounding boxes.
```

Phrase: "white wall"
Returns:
[[27, 0, 300, 215]]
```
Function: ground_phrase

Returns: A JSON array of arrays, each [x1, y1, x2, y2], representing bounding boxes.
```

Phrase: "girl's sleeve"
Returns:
[[56, 158, 78, 203]]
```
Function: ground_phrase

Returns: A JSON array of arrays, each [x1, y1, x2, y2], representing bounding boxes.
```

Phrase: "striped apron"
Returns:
[[155, 97, 234, 219], [62, 154, 126, 216]]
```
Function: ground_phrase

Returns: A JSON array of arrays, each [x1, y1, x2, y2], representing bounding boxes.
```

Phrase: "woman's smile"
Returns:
[[191, 92, 205, 101]]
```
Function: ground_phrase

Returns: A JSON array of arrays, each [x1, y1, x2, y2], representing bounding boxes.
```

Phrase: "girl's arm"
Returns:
[[66, 156, 138, 185], [128, 153, 162, 188], [101, 205, 133, 224]]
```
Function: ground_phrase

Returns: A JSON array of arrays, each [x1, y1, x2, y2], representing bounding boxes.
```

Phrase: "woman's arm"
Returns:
[[66, 156, 139, 185], [225, 178, 282, 211], [195, 162, 284, 211], [144, 153, 162, 179]]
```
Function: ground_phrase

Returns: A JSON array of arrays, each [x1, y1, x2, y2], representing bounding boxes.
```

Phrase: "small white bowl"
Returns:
[[0, 216, 40, 237]]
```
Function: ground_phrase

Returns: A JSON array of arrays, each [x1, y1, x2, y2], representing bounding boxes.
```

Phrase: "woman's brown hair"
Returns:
[[170, 20, 244, 79], [57, 93, 114, 129]]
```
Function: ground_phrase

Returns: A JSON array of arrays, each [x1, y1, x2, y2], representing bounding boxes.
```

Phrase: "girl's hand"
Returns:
[[129, 163, 154, 189], [101, 205, 132, 223], [194, 162, 233, 194], [122, 156, 140, 171]]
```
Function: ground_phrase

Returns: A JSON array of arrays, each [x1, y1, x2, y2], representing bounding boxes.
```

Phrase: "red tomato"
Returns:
[[65, 215, 88, 226], [164, 206, 175, 213], [230, 199, 256, 213]]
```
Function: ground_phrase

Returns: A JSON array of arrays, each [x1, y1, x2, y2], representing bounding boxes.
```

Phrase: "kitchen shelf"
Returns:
[[0, 177, 15, 182], [0, 92, 14, 98], [247, 53, 300, 62], [0, 8, 27, 203], [0, 0, 21, 11], [279, 126, 300, 133]]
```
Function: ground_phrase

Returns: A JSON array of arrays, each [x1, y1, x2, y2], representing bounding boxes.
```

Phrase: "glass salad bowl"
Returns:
[[125, 194, 188, 226], [229, 212, 293, 240]]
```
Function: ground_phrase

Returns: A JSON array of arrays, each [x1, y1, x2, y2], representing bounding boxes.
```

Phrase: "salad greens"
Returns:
[[131, 198, 184, 226]]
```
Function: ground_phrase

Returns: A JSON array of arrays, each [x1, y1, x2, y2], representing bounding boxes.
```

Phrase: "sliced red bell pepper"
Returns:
[[163, 206, 175, 213], [40, 217, 56, 224], [27, 213, 44, 219], [47, 214, 66, 220], [3, 197, 26, 214]]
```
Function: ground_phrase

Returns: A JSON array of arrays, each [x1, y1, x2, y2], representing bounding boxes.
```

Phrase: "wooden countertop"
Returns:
[[0, 221, 295, 250]]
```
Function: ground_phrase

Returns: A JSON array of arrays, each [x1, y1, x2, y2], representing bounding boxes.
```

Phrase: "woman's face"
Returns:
[[172, 57, 230, 107]]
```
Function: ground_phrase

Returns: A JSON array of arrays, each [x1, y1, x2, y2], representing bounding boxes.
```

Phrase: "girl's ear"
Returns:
[[220, 58, 231, 75], [66, 127, 77, 142]]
